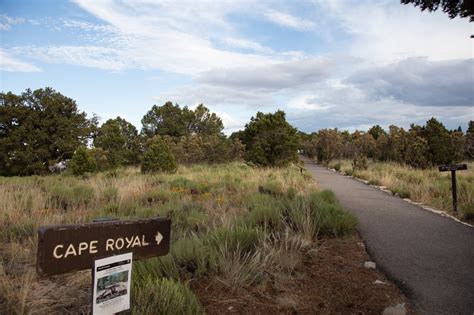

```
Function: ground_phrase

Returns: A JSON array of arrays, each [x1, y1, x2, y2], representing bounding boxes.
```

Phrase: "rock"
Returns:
[[382, 303, 406, 315], [374, 279, 386, 285], [227, 306, 234, 311], [364, 261, 376, 269]]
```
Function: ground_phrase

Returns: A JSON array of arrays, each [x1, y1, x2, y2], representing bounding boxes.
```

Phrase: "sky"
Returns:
[[0, 0, 473, 134]]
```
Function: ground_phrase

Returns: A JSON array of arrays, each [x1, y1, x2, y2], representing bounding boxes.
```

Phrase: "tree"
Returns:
[[314, 129, 343, 164], [69, 147, 96, 175], [368, 125, 386, 140], [94, 117, 140, 168], [141, 136, 177, 173], [401, 0, 474, 21], [0, 88, 96, 176], [141, 102, 191, 138], [191, 104, 224, 136], [466, 121, 474, 159], [424, 117, 452, 165], [241, 111, 299, 167]]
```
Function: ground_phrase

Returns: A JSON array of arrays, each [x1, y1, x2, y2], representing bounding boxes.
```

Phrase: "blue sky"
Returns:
[[1, 0, 473, 134]]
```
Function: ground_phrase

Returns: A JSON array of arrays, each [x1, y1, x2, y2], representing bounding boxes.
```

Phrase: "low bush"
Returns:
[[132, 277, 202, 315], [206, 226, 263, 254], [244, 193, 282, 230], [171, 237, 215, 278], [258, 180, 284, 196]]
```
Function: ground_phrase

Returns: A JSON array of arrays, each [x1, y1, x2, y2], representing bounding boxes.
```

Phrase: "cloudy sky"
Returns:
[[1, 0, 473, 134]]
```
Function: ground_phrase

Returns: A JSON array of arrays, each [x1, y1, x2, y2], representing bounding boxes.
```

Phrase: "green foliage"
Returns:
[[244, 193, 282, 230], [132, 277, 203, 315], [141, 102, 223, 139], [171, 237, 215, 278], [401, 0, 473, 21], [49, 183, 94, 209], [206, 225, 263, 254], [68, 147, 96, 175], [258, 180, 284, 196], [286, 190, 357, 238], [240, 110, 299, 167], [0, 88, 96, 176], [141, 137, 177, 174], [303, 117, 470, 168], [352, 154, 368, 171], [93, 116, 141, 168]]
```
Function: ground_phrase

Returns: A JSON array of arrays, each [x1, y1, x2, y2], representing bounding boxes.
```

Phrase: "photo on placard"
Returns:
[[95, 270, 129, 304]]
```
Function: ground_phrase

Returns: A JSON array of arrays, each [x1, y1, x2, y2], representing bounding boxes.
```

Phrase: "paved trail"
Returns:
[[302, 157, 474, 315]]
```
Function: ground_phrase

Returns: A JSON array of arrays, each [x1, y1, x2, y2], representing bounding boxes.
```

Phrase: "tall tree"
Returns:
[[241, 110, 299, 167], [423, 117, 452, 165], [191, 104, 224, 136], [141, 102, 191, 138], [94, 116, 140, 167], [401, 0, 474, 21], [466, 121, 474, 159], [0, 88, 95, 176]]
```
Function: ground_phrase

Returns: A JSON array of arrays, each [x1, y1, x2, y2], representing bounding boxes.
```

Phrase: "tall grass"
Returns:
[[0, 162, 356, 312], [329, 159, 474, 220]]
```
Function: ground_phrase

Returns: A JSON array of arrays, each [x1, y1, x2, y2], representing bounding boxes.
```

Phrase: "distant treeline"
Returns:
[[300, 119, 474, 168], [0, 88, 299, 176]]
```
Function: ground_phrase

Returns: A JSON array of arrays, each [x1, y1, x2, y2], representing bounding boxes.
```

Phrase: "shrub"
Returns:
[[244, 193, 282, 230], [352, 154, 368, 171], [49, 184, 94, 210], [69, 146, 96, 175], [102, 186, 118, 202], [285, 191, 357, 239], [132, 277, 203, 315], [141, 137, 177, 174], [206, 225, 263, 254], [134, 255, 179, 282], [214, 245, 267, 287], [258, 180, 283, 196], [171, 237, 214, 278]]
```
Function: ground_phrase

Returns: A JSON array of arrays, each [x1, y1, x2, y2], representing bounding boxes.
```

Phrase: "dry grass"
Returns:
[[329, 159, 474, 220], [0, 162, 356, 313]]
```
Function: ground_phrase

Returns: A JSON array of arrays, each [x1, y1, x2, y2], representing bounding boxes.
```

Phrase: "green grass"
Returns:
[[329, 159, 474, 220], [0, 162, 357, 312]]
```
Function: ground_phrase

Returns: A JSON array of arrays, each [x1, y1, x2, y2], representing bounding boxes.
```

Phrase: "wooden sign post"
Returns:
[[36, 217, 171, 314], [438, 164, 467, 213]]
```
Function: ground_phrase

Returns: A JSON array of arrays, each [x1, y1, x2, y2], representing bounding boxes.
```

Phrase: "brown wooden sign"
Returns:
[[438, 164, 467, 172], [37, 217, 171, 277]]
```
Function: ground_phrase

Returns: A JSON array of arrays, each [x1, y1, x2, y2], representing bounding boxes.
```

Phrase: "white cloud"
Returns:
[[221, 37, 273, 54], [0, 15, 25, 31], [264, 10, 315, 30], [318, 0, 472, 62], [0, 50, 41, 72], [198, 58, 333, 90], [15, 46, 127, 71], [287, 94, 332, 111]]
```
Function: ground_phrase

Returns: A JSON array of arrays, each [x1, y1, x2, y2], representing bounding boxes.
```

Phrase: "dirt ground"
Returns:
[[193, 233, 411, 315], [1, 233, 410, 314]]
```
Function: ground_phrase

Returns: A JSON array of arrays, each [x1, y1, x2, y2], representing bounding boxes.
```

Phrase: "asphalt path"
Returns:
[[302, 157, 474, 315]]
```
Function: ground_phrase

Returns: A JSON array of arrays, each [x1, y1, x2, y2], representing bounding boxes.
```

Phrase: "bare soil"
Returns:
[[193, 233, 410, 315]]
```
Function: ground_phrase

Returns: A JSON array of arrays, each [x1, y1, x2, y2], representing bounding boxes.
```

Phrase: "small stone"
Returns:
[[374, 279, 386, 285], [228, 306, 234, 311], [382, 303, 406, 315], [364, 261, 376, 269]]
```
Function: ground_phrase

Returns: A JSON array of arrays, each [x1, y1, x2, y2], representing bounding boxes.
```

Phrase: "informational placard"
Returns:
[[36, 217, 171, 276], [93, 252, 132, 315]]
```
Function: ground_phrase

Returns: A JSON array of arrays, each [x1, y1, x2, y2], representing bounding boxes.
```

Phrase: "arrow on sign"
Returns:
[[155, 232, 163, 245]]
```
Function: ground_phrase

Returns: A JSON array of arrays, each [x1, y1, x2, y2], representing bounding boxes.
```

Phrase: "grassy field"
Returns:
[[328, 160, 474, 220], [0, 162, 359, 314]]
